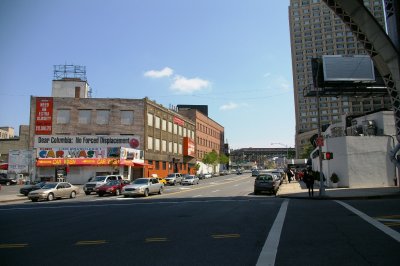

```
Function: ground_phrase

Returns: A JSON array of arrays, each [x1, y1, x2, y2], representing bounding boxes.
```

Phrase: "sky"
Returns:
[[0, 0, 294, 150]]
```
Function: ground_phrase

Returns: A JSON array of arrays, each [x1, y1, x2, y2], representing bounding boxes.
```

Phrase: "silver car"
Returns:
[[28, 182, 80, 202], [122, 178, 164, 197], [181, 175, 199, 185]]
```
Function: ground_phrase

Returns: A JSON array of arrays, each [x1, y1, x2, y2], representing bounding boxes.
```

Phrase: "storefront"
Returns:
[[34, 135, 147, 184]]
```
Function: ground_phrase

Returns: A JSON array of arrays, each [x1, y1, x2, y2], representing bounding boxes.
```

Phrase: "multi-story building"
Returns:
[[29, 96, 196, 184], [177, 105, 225, 173], [0, 125, 29, 163], [289, 0, 391, 156], [0, 127, 15, 139]]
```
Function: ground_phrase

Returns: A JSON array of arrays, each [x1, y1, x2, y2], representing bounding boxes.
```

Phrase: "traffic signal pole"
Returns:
[[317, 89, 325, 197]]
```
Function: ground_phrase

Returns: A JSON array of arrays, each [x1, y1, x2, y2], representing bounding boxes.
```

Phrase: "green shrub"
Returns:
[[330, 172, 339, 183]]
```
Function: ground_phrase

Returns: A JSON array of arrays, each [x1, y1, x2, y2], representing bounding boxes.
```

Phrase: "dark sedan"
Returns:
[[0, 173, 17, 186], [20, 182, 47, 196], [254, 173, 280, 195]]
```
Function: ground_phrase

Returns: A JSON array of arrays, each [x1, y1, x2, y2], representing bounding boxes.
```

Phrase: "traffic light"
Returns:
[[323, 152, 333, 160]]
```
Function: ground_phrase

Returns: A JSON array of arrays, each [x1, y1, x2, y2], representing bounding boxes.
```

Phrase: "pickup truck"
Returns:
[[165, 173, 183, 185], [122, 178, 164, 197], [83, 175, 123, 195]]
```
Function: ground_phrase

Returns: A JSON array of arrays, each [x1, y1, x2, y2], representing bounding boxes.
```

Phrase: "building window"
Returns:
[[178, 126, 182, 136], [57, 109, 70, 124], [173, 142, 178, 154], [155, 161, 159, 170], [168, 141, 172, 153], [168, 121, 172, 133], [96, 110, 110, 125], [162, 119, 167, 131], [78, 110, 91, 124], [155, 138, 160, 151], [173, 124, 178, 134], [147, 113, 153, 127], [155, 116, 160, 129], [148, 136, 153, 150], [162, 161, 166, 170], [178, 144, 182, 155], [121, 110, 134, 125], [162, 140, 167, 152]]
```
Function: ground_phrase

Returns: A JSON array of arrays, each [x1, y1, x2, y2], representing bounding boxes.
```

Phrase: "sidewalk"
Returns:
[[277, 180, 400, 200]]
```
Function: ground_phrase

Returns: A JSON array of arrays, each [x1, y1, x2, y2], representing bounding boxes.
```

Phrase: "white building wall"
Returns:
[[313, 135, 396, 188], [52, 80, 89, 98]]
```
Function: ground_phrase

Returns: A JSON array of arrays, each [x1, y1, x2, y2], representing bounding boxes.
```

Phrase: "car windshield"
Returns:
[[167, 174, 176, 178], [93, 176, 107, 182], [184, 176, 194, 179], [41, 183, 57, 189], [105, 180, 119, 186], [133, 179, 149, 184], [256, 175, 273, 181]]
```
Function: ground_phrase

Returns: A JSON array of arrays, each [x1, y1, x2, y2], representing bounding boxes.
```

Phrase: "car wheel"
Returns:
[[144, 189, 149, 197], [98, 193, 104, 197], [6, 181, 10, 186], [158, 187, 163, 195], [47, 193, 54, 201], [115, 189, 120, 196], [31, 199, 38, 202], [85, 191, 90, 195], [173, 181, 176, 186], [254, 190, 259, 195], [70, 191, 76, 198]]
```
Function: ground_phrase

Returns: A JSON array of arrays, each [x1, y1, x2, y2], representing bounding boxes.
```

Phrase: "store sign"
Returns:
[[8, 150, 34, 174], [120, 147, 144, 163], [183, 137, 195, 157], [35, 97, 53, 135], [173, 116, 185, 126], [34, 135, 141, 149]]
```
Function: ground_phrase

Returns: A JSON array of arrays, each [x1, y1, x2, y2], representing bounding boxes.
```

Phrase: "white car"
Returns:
[[122, 178, 164, 197], [181, 175, 200, 185]]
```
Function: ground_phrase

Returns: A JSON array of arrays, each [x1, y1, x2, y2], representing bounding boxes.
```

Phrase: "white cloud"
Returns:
[[170, 75, 210, 94], [144, 67, 174, 78], [263, 72, 271, 77], [220, 102, 239, 111]]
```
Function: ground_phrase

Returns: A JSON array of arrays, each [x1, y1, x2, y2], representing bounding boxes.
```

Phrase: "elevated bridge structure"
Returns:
[[322, 0, 400, 165]]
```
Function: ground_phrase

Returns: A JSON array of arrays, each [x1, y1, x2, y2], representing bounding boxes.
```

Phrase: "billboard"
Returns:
[[322, 55, 375, 82], [35, 97, 53, 135]]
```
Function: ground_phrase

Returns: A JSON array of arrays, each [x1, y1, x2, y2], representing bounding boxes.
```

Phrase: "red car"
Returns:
[[95, 180, 128, 197]]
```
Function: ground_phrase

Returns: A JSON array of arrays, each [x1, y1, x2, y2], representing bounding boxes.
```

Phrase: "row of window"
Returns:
[[197, 137, 220, 151], [57, 109, 134, 125], [197, 122, 220, 139], [147, 160, 187, 171], [147, 113, 195, 139], [147, 137, 182, 154]]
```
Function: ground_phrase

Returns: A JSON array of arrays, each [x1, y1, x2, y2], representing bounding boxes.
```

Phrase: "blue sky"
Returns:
[[0, 0, 294, 149]]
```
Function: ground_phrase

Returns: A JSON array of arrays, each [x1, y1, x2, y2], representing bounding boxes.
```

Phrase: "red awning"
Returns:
[[0, 163, 8, 170]]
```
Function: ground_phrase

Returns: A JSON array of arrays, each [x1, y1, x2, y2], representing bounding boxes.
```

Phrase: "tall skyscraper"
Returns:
[[289, 0, 391, 156]]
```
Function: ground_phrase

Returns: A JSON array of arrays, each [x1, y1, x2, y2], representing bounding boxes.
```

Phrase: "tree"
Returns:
[[300, 143, 314, 159], [219, 153, 229, 168], [202, 150, 219, 173]]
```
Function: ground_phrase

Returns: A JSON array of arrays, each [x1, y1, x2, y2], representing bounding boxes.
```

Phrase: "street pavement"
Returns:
[[1, 178, 399, 203]]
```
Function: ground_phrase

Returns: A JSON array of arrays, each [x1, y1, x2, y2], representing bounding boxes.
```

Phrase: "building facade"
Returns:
[[177, 105, 225, 174], [0, 125, 29, 163], [29, 96, 196, 184], [289, 0, 391, 156]]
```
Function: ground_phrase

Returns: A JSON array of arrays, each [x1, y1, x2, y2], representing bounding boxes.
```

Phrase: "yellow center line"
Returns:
[[76, 240, 107, 245], [145, 237, 168, 243], [211, 233, 241, 239], [0, 243, 28, 248]]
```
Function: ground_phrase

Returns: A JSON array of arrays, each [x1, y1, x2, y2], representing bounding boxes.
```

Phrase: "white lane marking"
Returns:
[[192, 195, 203, 198], [336, 200, 400, 243], [211, 190, 220, 193], [256, 199, 289, 266], [234, 184, 240, 187]]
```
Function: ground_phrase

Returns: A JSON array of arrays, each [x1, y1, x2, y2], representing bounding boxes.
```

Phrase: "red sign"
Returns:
[[173, 116, 184, 126], [35, 98, 53, 135], [316, 136, 324, 147], [183, 137, 195, 157]]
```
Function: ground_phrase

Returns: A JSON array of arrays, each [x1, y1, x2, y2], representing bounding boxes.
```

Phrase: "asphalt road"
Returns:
[[1, 174, 399, 266]]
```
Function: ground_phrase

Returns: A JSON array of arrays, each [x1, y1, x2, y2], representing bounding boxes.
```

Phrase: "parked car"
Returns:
[[19, 181, 47, 196], [236, 169, 242, 175], [0, 173, 17, 186], [181, 175, 200, 185], [28, 182, 80, 202], [95, 180, 128, 197], [254, 173, 280, 195], [83, 175, 123, 195], [122, 178, 164, 197], [165, 173, 183, 185], [251, 169, 259, 176], [204, 173, 212, 179]]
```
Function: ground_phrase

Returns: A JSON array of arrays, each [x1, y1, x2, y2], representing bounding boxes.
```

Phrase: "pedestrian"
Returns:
[[287, 168, 294, 183], [303, 168, 315, 197]]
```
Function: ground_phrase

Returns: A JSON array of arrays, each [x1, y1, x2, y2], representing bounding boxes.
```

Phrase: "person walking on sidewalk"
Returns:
[[287, 168, 294, 183], [303, 168, 315, 197]]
